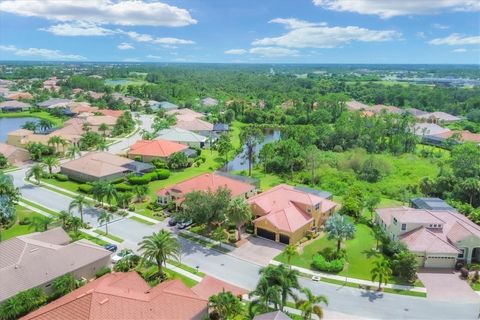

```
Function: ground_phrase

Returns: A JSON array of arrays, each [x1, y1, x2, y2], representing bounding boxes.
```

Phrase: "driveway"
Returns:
[[230, 236, 285, 266], [417, 268, 480, 302]]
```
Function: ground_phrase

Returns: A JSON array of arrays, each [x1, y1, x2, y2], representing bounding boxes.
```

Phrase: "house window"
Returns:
[[458, 249, 465, 259], [393, 218, 397, 225], [315, 203, 320, 210], [401, 224, 406, 231]]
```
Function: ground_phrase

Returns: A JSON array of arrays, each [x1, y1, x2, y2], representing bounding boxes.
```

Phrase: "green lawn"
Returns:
[[43, 177, 85, 194], [1, 205, 44, 240], [167, 259, 206, 277], [20, 198, 59, 216], [165, 269, 199, 288], [0, 110, 65, 126], [70, 231, 109, 246], [93, 229, 124, 243], [129, 216, 155, 225]]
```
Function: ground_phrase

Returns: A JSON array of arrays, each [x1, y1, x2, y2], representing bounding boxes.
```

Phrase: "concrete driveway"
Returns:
[[417, 268, 480, 302], [230, 236, 285, 266]]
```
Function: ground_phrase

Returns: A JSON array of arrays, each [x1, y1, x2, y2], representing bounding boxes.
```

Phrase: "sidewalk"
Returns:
[[270, 260, 427, 293], [18, 200, 53, 217]]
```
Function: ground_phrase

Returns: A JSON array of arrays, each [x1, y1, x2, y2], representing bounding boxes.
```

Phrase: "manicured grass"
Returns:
[[43, 177, 84, 194], [166, 268, 199, 288], [1, 205, 44, 240], [70, 231, 109, 246], [0, 110, 65, 126], [234, 169, 286, 191], [20, 198, 59, 216], [129, 215, 155, 225], [167, 259, 206, 277], [93, 229, 124, 243], [470, 282, 480, 291], [179, 232, 231, 253]]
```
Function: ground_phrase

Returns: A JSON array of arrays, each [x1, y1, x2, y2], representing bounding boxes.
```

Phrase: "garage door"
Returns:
[[257, 228, 276, 241], [279, 234, 290, 244], [425, 256, 456, 268]]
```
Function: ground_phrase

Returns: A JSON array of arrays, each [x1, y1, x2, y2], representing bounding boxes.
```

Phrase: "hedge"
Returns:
[[127, 175, 151, 185], [78, 184, 93, 194], [115, 183, 133, 191], [154, 169, 170, 180], [95, 266, 111, 278], [54, 173, 69, 181], [127, 169, 171, 185], [311, 254, 345, 273]]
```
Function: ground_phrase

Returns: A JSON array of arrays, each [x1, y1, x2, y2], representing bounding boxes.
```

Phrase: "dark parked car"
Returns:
[[168, 217, 178, 226], [103, 244, 118, 253], [177, 220, 193, 230]]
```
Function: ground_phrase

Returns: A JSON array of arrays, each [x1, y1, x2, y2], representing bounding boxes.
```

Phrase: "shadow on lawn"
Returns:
[[362, 248, 381, 259]]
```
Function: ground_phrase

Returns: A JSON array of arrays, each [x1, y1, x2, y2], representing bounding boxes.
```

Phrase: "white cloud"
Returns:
[[429, 33, 480, 45], [146, 55, 162, 59], [153, 37, 194, 45], [269, 18, 327, 29], [312, 0, 480, 18], [432, 23, 450, 30], [416, 32, 426, 39], [117, 42, 134, 50], [453, 48, 467, 52], [253, 19, 401, 48], [161, 45, 178, 49], [0, 44, 86, 60], [224, 49, 247, 55], [249, 47, 299, 57], [121, 30, 194, 45], [0, 0, 197, 27], [40, 21, 114, 36]]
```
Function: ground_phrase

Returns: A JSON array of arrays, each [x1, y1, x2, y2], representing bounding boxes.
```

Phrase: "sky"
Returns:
[[0, 0, 479, 64]]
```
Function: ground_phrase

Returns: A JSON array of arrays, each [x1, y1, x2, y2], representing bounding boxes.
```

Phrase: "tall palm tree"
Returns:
[[117, 192, 133, 209], [69, 194, 88, 224], [103, 183, 118, 206], [227, 197, 252, 240], [96, 139, 109, 151], [133, 185, 148, 203], [283, 244, 298, 268], [324, 214, 356, 253], [47, 136, 67, 153], [66, 144, 81, 160], [97, 210, 114, 235], [208, 290, 244, 319], [57, 210, 71, 229], [99, 123, 109, 137], [30, 216, 54, 232], [25, 164, 45, 185], [68, 216, 83, 236], [249, 277, 282, 314], [138, 230, 181, 279], [41, 156, 60, 175], [296, 287, 328, 320], [91, 180, 108, 204], [371, 259, 392, 290], [38, 119, 54, 132], [258, 264, 300, 311]]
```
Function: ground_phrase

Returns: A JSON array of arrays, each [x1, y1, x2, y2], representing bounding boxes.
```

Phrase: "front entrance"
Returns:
[[256, 228, 276, 241], [472, 248, 480, 263]]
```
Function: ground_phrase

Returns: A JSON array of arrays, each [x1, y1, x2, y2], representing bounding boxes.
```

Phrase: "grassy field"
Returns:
[[0, 110, 65, 126], [1, 205, 44, 240]]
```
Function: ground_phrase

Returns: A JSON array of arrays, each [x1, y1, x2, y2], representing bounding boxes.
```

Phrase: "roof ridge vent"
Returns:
[[99, 298, 109, 305]]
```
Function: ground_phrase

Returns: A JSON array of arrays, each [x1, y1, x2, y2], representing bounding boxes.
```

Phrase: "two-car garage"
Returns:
[[255, 228, 290, 244]]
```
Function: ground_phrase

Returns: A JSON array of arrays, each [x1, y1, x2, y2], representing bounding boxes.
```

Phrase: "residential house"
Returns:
[[0, 142, 30, 166], [346, 100, 369, 111], [42, 77, 60, 92], [370, 104, 404, 115], [376, 203, 480, 268], [413, 123, 451, 136], [156, 128, 209, 148], [5, 91, 34, 100], [192, 275, 248, 300], [61, 151, 154, 182], [157, 172, 257, 206], [433, 130, 480, 145], [407, 108, 428, 117], [201, 97, 218, 106], [213, 123, 229, 133], [21, 271, 208, 320], [166, 108, 204, 119], [248, 184, 338, 244], [87, 91, 105, 100], [0, 100, 31, 112], [128, 139, 189, 162], [416, 111, 462, 124], [173, 118, 214, 136], [82, 114, 118, 135], [149, 100, 179, 111], [37, 98, 71, 109], [0, 228, 111, 302]]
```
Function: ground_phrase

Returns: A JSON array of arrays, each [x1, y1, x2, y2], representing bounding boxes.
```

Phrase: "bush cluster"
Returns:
[[78, 184, 93, 194], [311, 254, 345, 273], [54, 173, 69, 181], [127, 169, 171, 185]]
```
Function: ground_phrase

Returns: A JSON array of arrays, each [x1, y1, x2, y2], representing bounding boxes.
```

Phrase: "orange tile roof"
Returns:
[[6, 92, 33, 100], [435, 130, 480, 143], [22, 272, 208, 320], [157, 173, 255, 199], [98, 109, 124, 118], [129, 139, 188, 158], [192, 276, 248, 299]]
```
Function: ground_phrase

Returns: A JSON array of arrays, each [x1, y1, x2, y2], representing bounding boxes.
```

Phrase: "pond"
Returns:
[[0, 117, 38, 142], [224, 129, 281, 172]]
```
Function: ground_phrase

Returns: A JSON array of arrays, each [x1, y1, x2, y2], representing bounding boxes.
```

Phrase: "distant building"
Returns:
[[21, 272, 208, 320], [0, 100, 31, 112], [346, 100, 369, 111], [0, 142, 30, 166], [166, 108, 204, 119], [213, 123, 230, 133], [416, 111, 462, 124], [370, 104, 404, 115], [156, 128, 209, 148], [128, 139, 189, 162], [0, 228, 111, 302], [61, 152, 154, 182], [5, 92, 34, 100], [407, 108, 428, 117], [148, 100, 179, 111], [37, 98, 71, 109], [201, 97, 218, 107], [413, 123, 451, 136], [433, 130, 480, 144]]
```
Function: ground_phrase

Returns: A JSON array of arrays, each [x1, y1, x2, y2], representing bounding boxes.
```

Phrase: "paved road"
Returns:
[[8, 164, 480, 319], [108, 113, 154, 154]]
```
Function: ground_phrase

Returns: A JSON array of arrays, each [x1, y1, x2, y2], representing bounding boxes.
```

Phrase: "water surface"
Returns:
[[0, 117, 38, 142]]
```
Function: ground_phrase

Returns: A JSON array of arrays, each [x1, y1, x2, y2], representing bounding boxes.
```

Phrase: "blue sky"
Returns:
[[0, 0, 479, 64]]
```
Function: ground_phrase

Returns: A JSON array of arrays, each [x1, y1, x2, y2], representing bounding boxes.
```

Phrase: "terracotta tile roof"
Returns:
[[86, 115, 117, 126], [98, 109, 124, 118], [157, 172, 255, 199], [5, 92, 33, 100], [174, 118, 214, 132], [192, 276, 248, 299], [129, 139, 188, 158], [256, 203, 313, 233], [22, 272, 207, 320], [346, 100, 369, 111], [400, 227, 459, 254], [371, 104, 404, 114], [0, 100, 31, 109], [61, 152, 134, 178], [435, 130, 480, 143], [1, 228, 111, 302]]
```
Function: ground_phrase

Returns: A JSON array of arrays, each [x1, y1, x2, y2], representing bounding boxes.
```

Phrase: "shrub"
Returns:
[[152, 159, 166, 168], [128, 175, 151, 185], [54, 173, 69, 181], [128, 205, 135, 211], [109, 205, 118, 212], [473, 270, 479, 283], [19, 217, 31, 225], [134, 156, 142, 162], [95, 267, 111, 278], [311, 254, 345, 273], [115, 183, 133, 192], [78, 184, 93, 194], [460, 267, 469, 279], [154, 169, 170, 180]]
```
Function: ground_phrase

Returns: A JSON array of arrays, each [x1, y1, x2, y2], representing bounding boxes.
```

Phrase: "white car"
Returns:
[[111, 250, 133, 264], [311, 275, 321, 282]]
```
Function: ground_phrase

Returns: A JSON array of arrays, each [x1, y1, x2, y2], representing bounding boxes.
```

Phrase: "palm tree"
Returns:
[[296, 287, 329, 320], [22, 121, 37, 131], [97, 210, 114, 235], [57, 210, 71, 229], [66, 144, 81, 159], [208, 290, 244, 319], [138, 230, 181, 279], [227, 197, 252, 241], [68, 216, 83, 236], [103, 183, 118, 206], [41, 156, 60, 175], [91, 180, 108, 204], [26, 164, 45, 185], [117, 192, 133, 209], [324, 214, 356, 253], [133, 185, 148, 203], [69, 194, 88, 224], [283, 244, 298, 267], [47, 136, 68, 153], [99, 123, 109, 137], [258, 264, 300, 311], [96, 139, 109, 151], [249, 277, 282, 314], [38, 119, 54, 132], [30, 216, 54, 232], [371, 259, 392, 290]]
